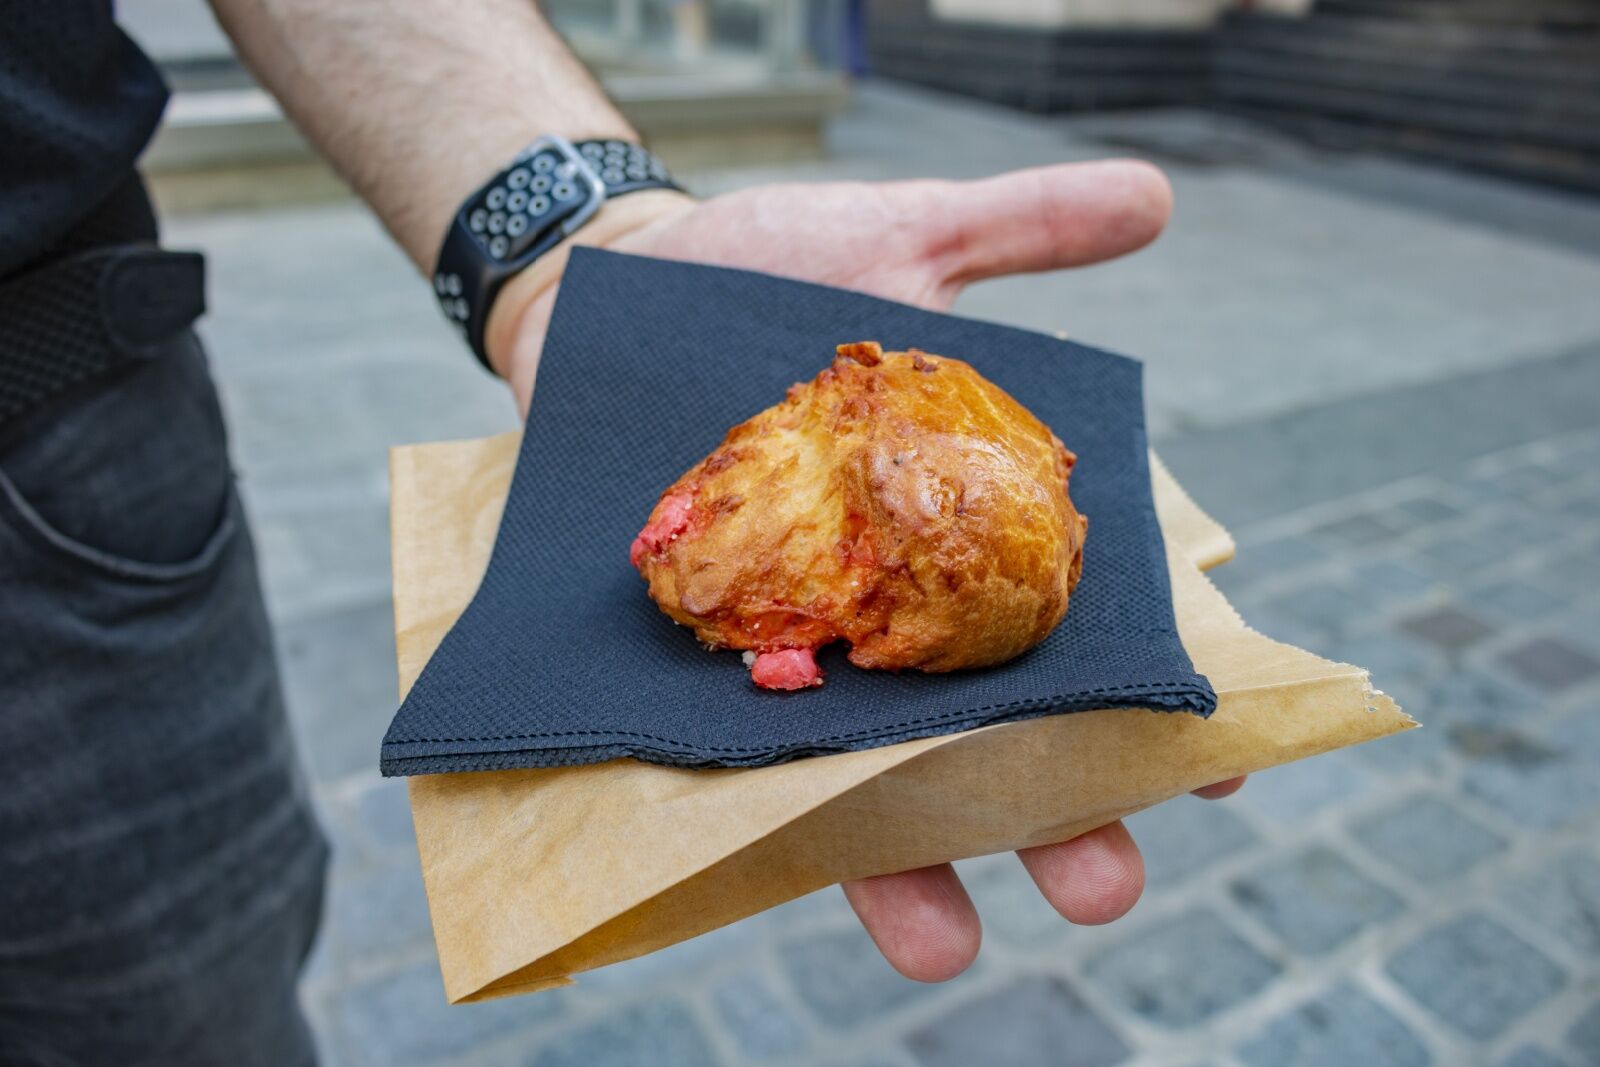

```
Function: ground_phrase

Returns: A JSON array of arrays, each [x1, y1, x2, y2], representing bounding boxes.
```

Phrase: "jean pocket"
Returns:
[[0, 332, 240, 585]]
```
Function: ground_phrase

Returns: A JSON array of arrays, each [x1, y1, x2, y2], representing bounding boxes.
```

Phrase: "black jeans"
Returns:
[[0, 305, 327, 1063]]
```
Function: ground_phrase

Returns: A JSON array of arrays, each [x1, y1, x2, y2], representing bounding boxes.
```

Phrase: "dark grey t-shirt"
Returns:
[[0, 1, 168, 279]]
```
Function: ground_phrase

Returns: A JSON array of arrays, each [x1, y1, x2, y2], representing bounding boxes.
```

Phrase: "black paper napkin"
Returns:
[[381, 249, 1214, 776]]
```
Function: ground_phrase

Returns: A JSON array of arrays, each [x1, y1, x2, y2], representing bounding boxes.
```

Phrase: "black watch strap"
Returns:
[[433, 137, 680, 371]]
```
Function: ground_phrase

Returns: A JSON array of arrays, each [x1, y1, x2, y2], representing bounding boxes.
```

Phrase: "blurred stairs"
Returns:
[[1213, 0, 1600, 192]]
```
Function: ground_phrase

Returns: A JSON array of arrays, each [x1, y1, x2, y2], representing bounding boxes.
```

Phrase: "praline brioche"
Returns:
[[630, 341, 1088, 689]]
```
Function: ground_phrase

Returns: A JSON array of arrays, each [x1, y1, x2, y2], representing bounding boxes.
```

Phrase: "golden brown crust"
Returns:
[[633, 342, 1088, 674]]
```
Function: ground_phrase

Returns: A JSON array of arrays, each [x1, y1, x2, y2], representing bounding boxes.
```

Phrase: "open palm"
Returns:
[[503, 158, 1245, 981]]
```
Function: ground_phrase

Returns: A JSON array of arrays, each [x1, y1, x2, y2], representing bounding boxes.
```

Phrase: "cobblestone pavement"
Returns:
[[164, 85, 1600, 1066]]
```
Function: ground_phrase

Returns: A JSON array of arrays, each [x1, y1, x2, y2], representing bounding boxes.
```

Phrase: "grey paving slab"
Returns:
[[1229, 847, 1404, 956], [1083, 908, 1281, 1029], [711, 967, 812, 1061], [1386, 914, 1567, 1041], [1572, 1001, 1600, 1066], [1159, 343, 1600, 526], [1350, 795, 1508, 885], [1346, 558, 1438, 608], [780, 927, 948, 1031], [1233, 749, 1374, 826], [1461, 743, 1600, 832], [319, 855, 434, 972], [1236, 984, 1431, 1067], [1468, 578, 1572, 626], [962, 856, 1084, 949], [904, 977, 1130, 1067], [346, 777, 419, 859], [1124, 796, 1259, 890], [1498, 851, 1600, 961], [1498, 1048, 1571, 1067], [275, 598, 401, 784], [1499, 637, 1600, 693], [1398, 604, 1498, 655], [331, 957, 559, 1067], [527, 1000, 720, 1067]]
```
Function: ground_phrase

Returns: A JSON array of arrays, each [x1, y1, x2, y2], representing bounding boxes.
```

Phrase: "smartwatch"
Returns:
[[432, 135, 680, 370]]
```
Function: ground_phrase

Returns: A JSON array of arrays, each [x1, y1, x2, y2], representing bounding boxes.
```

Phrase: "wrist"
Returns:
[[485, 187, 695, 384]]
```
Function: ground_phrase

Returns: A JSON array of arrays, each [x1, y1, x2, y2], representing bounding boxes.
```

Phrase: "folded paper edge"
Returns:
[[387, 431, 1414, 1004]]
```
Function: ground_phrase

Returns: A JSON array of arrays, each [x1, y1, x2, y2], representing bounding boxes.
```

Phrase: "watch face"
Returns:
[[464, 147, 590, 262]]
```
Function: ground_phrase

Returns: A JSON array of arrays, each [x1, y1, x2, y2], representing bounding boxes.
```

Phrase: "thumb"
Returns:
[[917, 159, 1173, 287]]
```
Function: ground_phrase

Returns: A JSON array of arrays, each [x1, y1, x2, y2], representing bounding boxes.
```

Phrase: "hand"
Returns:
[[492, 158, 1247, 980]]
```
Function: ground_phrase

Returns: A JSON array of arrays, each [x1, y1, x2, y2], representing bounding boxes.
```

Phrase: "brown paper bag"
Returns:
[[389, 432, 1413, 1003]]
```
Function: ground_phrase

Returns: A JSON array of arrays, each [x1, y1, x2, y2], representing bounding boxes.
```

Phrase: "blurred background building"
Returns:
[[126, 0, 1600, 206], [110, 2, 1600, 1066], [870, 0, 1600, 191]]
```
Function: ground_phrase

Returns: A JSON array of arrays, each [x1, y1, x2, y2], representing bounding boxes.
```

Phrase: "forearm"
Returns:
[[206, 0, 636, 271]]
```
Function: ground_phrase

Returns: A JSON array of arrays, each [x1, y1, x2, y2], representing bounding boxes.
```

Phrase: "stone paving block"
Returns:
[[577, 917, 762, 996], [1389, 495, 1465, 530], [1236, 983, 1431, 1067], [1230, 846, 1403, 955], [1386, 913, 1566, 1040], [349, 776, 419, 857], [1469, 578, 1570, 625], [1498, 1047, 1571, 1067], [1309, 513, 1403, 550], [1257, 580, 1370, 638], [1416, 530, 1506, 579], [1349, 720, 1450, 774], [1448, 723, 1558, 765], [1234, 748, 1373, 825], [1556, 491, 1600, 520], [1499, 850, 1600, 960], [1570, 1000, 1600, 1066], [1351, 794, 1507, 884], [1217, 534, 1331, 591], [905, 976, 1129, 1067], [1399, 604, 1497, 654], [711, 967, 811, 1061], [1499, 637, 1600, 693], [1325, 632, 1441, 692], [1454, 472, 1521, 509], [529, 999, 720, 1067], [1422, 668, 1541, 731], [276, 598, 403, 784], [962, 857, 1080, 948], [321, 856, 433, 967], [1083, 908, 1281, 1029], [1510, 453, 1578, 489], [332, 956, 555, 1066], [781, 927, 944, 1029], [1547, 703, 1600, 751], [1462, 741, 1600, 830], [1532, 547, 1600, 604], [1125, 796, 1259, 890], [1494, 510, 1577, 553], [1347, 558, 1437, 607], [1234, 604, 1325, 659]]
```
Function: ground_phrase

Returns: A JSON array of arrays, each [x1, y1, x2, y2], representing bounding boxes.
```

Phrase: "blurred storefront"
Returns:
[[869, 0, 1600, 192], [122, 0, 850, 211]]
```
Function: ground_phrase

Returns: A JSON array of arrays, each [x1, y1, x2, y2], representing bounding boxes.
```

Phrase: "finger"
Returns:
[[842, 864, 981, 983], [1192, 775, 1248, 800], [1017, 819, 1144, 926], [922, 159, 1173, 286]]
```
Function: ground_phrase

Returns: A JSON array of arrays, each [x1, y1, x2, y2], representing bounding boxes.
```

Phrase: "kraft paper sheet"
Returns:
[[389, 431, 1413, 1004]]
